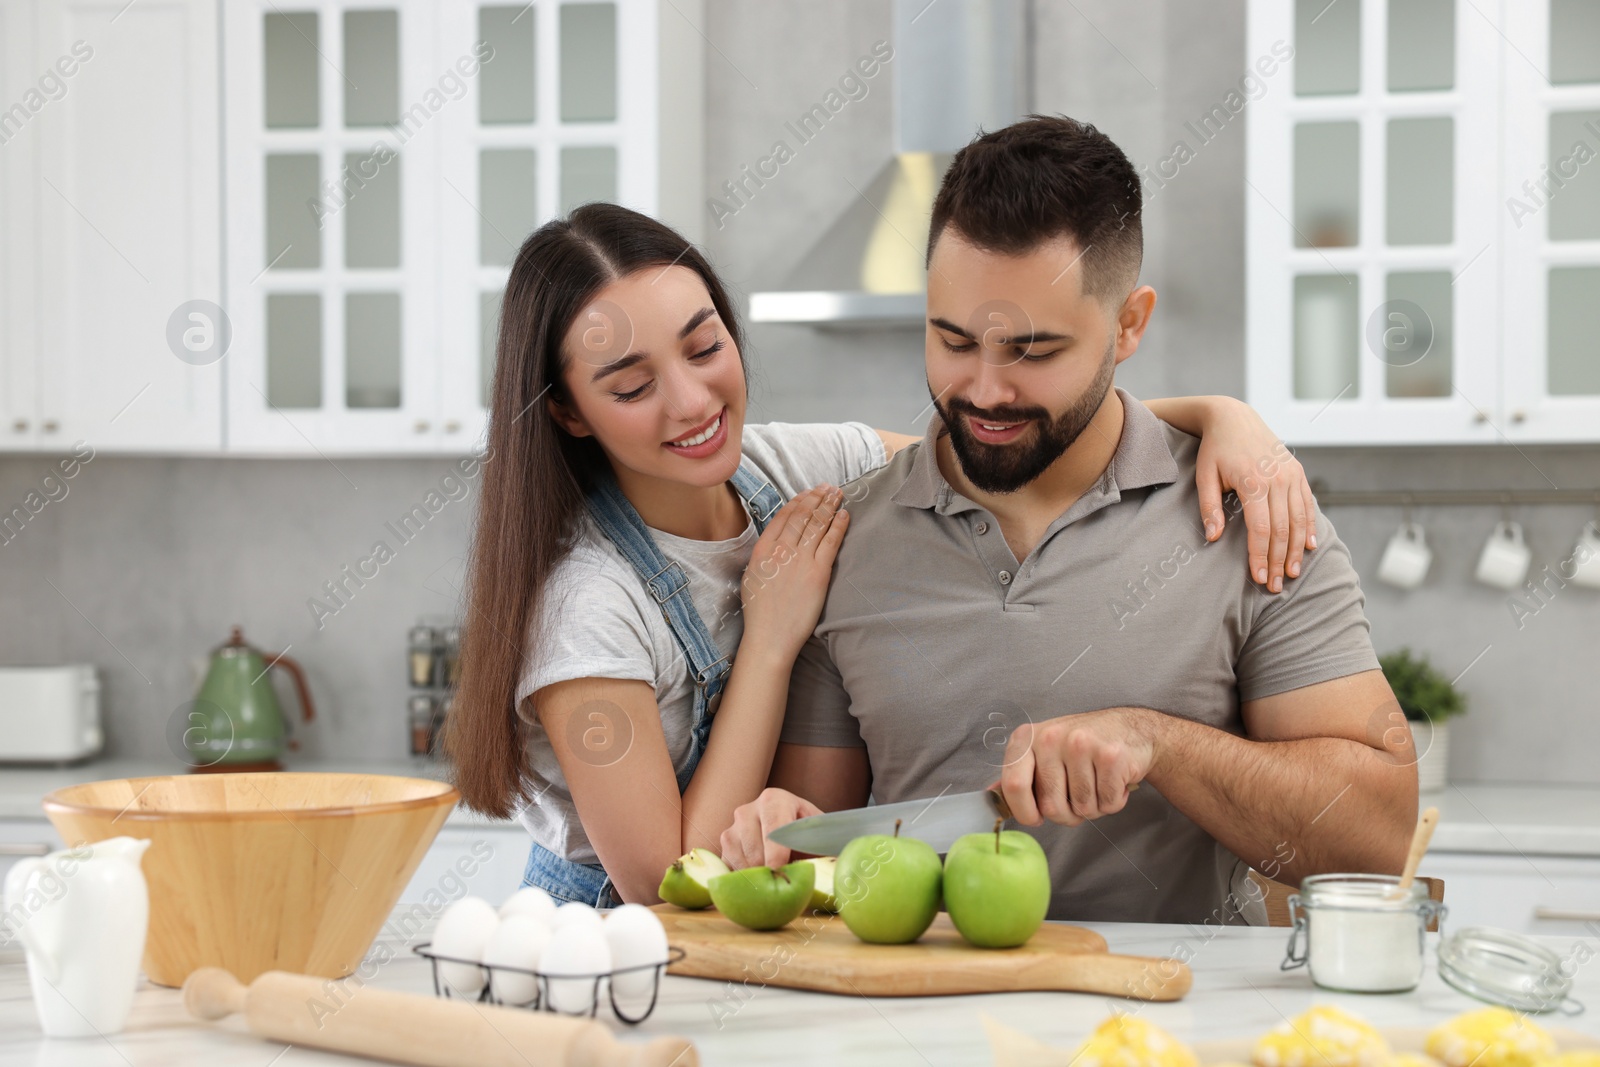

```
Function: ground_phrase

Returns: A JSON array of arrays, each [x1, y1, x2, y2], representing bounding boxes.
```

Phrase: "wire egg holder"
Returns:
[[411, 943, 686, 1024]]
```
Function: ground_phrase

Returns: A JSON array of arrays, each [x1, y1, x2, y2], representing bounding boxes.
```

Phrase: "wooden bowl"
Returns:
[[42, 772, 459, 987]]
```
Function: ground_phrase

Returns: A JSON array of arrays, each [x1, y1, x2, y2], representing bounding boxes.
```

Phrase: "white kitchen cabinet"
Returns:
[[1246, 0, 1600, 445], [0, 0, 39, 452], [29, 0, 223, 453], [1424, 851, 1600, 937], [223, 0, 701, 456], [0, 0, 698, 457], [1499, 2, 1600, 440]]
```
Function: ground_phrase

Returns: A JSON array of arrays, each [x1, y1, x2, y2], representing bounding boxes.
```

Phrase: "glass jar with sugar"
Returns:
[[1279, 873, 1448, 992]]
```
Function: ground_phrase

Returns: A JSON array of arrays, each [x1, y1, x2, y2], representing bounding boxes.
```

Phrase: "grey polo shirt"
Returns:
[[780, 389, 1381, 925]]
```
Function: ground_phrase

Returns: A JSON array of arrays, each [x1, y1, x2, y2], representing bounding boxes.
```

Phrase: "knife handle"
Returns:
[[988, 788, 1012, 821]]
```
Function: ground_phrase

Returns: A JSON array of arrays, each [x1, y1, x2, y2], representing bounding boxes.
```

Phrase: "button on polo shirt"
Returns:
[[781, 389, 1381, 925]]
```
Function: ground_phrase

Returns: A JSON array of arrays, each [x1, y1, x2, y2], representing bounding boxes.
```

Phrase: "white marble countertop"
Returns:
[[0, 758, 516, 828], [6, 759, 1600, 854], [2, 917, 1597, 1066], [1428, 784, 1600, 857]]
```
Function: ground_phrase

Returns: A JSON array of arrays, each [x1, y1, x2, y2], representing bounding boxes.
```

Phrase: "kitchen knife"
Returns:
[[767, 788, 1013, 855], [767, 782, 1143, 855]]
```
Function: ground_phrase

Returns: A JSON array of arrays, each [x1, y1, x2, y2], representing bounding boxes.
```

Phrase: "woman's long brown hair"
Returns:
[[445, 203, 749, 818]]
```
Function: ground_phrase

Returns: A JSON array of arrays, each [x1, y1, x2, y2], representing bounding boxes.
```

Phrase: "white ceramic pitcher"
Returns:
[[2, 836, 151, 1038]]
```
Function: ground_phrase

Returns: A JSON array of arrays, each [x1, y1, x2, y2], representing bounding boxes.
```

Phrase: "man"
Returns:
[[721, 116, 1417, 924]]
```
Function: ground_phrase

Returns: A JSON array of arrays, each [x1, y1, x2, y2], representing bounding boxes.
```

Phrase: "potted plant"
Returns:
[[1379, 649, 1467, 793]]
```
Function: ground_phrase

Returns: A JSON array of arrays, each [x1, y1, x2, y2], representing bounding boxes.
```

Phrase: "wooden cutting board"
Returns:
[[651, 905, 1192, 1000]]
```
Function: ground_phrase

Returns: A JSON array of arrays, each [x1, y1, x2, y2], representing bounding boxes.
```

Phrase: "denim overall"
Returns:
[[520, 458, 785, 906]]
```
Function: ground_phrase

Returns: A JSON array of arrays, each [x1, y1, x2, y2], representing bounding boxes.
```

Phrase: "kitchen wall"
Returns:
[[0, 0, 1594, 783], [689, 0, 1600, 784]]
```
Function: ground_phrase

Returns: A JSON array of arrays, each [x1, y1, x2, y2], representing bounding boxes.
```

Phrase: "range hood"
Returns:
[[747, 0, 1030, 329]]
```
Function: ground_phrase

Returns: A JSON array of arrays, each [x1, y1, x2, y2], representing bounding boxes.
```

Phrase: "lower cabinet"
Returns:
[[0, 819, 65, 895], [1422, 852, 1600, 936], [397, 822, 529, 906]]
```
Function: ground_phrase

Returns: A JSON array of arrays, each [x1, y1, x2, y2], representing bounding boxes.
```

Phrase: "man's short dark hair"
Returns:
[[926, 115, 1143, 304]]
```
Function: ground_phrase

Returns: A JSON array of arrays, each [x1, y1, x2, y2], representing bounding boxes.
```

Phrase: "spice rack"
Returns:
[[407, 618, 461, 759]]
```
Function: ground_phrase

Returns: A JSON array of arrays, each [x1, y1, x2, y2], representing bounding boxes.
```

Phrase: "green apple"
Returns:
[[796, 856, 839, 913], [836, 821, 942, 944], [657, 847, 731, 910], [707, 861, 816, 930], [943, 822, 1051, 948]]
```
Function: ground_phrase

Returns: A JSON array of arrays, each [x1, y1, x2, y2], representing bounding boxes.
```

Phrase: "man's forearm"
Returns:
[[1138, 709, 1416, 884]]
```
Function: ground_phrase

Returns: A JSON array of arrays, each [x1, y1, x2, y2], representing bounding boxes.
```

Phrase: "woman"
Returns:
[[444, 203, 1316, 907]]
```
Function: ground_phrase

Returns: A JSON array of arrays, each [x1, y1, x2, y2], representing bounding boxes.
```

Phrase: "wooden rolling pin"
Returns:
[[183, 967, 697, 1067]]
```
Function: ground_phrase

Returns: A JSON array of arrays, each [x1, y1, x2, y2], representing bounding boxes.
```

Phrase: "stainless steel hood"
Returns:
[[746, 0, 1029, 329]]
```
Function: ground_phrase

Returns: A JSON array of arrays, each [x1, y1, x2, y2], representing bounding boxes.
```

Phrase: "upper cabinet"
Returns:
[[4, 0, 222, 453], [1247, 0, 1600, 444], [0, 0, 699, 456], [223, 0, 698, 454]]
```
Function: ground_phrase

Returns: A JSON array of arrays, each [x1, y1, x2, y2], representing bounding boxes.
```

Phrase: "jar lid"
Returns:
[[1437, 926, 1584, 1015]]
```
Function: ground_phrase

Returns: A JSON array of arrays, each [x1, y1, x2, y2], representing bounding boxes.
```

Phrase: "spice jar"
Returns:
[[408, 625, 437, 687], [1280, 873, 1447, 992], [408, 693, 437, 757], [441, 626, 462, 688]]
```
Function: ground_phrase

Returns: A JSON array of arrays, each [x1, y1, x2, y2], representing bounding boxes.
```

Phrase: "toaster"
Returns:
[[0, 665, 102, 763]]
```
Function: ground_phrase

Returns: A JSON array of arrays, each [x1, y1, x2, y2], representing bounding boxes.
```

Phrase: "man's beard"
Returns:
[[934, 338, 1117, 495]]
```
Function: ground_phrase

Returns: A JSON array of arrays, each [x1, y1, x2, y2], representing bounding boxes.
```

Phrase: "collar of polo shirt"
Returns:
[[891, 388, 1182, 523]]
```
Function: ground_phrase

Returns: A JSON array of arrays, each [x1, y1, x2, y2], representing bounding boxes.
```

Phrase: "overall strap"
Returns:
[[583, 458, 786, 699]]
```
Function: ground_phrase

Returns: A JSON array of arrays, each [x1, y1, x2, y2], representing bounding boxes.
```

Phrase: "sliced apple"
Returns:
[[707, 862, 816, 931], [657, 847, 731, 910], [796, 856, 839, 913]]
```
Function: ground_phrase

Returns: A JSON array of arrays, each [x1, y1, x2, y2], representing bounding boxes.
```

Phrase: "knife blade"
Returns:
[[767, 787, 1013, 856]]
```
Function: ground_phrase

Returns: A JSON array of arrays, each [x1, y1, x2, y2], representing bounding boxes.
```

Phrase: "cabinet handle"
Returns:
[[1511, 410, 1527, 424], [414, 420, 431, 434], [11, 418, 27, 433], [1473, 411, 1489, 424], [41, 419, 59, 433], [1534, 907, 1600, 922], [443, 420, 461, 433], [0, 843, 51, 856]]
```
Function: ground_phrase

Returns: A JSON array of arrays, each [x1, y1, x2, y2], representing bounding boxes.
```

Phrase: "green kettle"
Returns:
[[188, 626, 315, 772]]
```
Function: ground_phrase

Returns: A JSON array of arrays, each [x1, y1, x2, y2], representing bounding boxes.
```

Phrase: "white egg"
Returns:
[[480, 914, 551, 1007], [498, 886, 557, 926], [603, 903, 670, 1015], [539, 923, 612, 1015], [430, 896, 498, 996], [549, 901, 604, 934]]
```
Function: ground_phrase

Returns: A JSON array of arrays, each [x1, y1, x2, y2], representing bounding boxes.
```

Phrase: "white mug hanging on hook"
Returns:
[[1475, 520, 1532, 591], [1378, 519, 1432, 590], [1571, 521, 1600, 590]]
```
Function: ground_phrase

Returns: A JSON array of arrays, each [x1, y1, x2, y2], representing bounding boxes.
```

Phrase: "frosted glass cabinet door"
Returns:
[[1247, 0, 1501, 443], [1500, 0, 1600, 440], [229, 1, 440, 453], [435, 0, 668, 456]]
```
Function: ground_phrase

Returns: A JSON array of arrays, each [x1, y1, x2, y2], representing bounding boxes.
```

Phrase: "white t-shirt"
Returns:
[[515, 421, 888, 862]]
